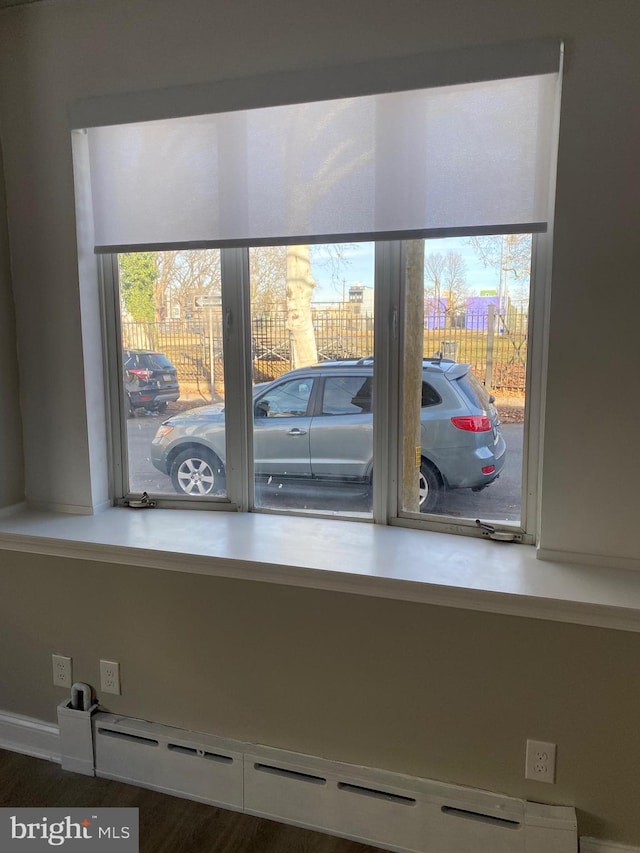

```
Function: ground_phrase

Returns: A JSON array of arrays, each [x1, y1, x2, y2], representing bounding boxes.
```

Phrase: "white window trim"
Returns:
[[103, 236, 539, 541], [220, 247, 253, 512]]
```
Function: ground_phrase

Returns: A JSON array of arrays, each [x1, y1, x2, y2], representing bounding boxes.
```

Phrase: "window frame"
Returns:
[[385, 234, 546, 545], [100, 231, 545, 544]]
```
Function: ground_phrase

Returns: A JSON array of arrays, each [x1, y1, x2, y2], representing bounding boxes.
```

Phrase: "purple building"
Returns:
[[424, 295, 510, 332]]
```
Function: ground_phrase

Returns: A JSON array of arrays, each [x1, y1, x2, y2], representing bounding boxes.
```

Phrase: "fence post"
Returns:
[[486, 304, 495, 389]]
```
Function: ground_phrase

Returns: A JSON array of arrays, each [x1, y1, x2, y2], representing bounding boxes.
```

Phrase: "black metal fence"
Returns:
[[121, 303, 528, 396]]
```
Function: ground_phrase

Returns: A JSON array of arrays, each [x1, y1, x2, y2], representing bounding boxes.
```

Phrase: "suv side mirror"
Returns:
[[254, 400, 269, 419]]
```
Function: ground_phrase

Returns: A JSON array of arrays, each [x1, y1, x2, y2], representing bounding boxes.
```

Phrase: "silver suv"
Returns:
[[150, 358, 506, 511]]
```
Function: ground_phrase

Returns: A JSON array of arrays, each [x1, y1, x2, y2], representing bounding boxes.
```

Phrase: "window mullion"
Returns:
[[373, 241, 403, 524], [220, 247, 254, 512], [100, 253, 129, 501], [522, 232, 548, 540]]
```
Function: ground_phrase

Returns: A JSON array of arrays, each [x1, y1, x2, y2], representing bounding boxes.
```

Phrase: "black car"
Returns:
[[123, 349, 180, 415]]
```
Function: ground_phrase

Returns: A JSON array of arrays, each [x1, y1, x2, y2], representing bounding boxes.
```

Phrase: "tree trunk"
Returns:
[[286, 245, 318, 367]]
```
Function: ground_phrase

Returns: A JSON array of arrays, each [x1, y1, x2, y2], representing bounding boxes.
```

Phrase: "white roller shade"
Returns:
[[86, 72, 558, 251]]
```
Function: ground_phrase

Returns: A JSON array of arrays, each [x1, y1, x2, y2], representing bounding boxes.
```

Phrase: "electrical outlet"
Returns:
[[525, 739, 556, 783], [52, 654, 72, 688], [100, 659, 121, 695]]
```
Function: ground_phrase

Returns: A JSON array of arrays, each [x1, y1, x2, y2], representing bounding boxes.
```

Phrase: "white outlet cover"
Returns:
[[525, 739, 556, 783], [100, 659, 121, 695], [52, 654, 72, 689]]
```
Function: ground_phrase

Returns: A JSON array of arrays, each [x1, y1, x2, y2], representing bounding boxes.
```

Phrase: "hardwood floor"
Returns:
[[0, 749, 384, 853]]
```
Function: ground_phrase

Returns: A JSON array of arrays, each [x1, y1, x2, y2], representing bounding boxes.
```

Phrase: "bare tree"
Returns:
[[468, 234, 532, 303], [424, 251, 446, 313], [249, 246, 287, 315], [153, 247, 289, 319], [156, 250, 221, 320], [310, 243, 353, 297], [424, 250, 469, 321]]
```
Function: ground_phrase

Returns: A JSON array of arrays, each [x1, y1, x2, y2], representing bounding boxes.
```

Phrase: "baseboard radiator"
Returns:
[[91, 713, 576, 853]]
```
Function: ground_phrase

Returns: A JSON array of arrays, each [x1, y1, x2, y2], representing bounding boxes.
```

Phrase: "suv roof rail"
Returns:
[[306, 355, 460, 370], [425, 355, 456, 365], [352, 356, 457, 366]]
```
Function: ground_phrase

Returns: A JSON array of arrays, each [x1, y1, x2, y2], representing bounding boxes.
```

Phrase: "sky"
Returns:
[[310, 237, 504, 303]]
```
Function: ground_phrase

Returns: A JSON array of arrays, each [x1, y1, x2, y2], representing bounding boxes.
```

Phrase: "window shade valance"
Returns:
[[86, 71, 559, 252]]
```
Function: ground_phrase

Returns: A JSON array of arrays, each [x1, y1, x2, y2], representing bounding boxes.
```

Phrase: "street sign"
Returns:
[[194, 294, 221, 308]]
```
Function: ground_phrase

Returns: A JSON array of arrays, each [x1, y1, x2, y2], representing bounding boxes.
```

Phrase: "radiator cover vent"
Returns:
[[93, 714, 576, 853], [93, 714, 243, 810]]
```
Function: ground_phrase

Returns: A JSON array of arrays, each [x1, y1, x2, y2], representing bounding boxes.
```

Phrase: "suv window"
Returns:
[[124, 351, 175, 371], [144, 353, 174, 370], [321, 376, 372, 415], [455, 371, 492, 409], [421, 381, 441, 408], [257, 378, 314, 417]]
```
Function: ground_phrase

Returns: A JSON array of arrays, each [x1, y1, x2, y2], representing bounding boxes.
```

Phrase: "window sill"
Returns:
[[0, 505, 639, 632]]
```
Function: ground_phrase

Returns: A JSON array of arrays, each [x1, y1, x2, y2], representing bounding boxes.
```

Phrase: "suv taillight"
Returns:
[[451, 415, 492, 432], [128, 368, 153, 381]]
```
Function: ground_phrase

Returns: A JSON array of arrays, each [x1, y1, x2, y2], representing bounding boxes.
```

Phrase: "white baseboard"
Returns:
[[7, 708, 637, 853], [0, 710, 60, 763], [581, 839, 640, 853]]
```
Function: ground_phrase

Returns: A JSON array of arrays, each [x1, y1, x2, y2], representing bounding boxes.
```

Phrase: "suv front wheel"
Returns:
[[170, 448, 226, 497]]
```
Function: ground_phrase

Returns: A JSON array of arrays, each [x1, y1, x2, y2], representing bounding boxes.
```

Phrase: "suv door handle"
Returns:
[[287, 428, 307, 436]]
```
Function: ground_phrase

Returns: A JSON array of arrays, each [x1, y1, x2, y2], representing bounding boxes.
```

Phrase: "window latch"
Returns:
[[391, 307, 398, 342], [475, 519, 518, 542], [126, 491, 157, 509]]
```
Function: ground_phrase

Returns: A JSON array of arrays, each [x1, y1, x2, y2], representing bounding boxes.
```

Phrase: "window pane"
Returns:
[[118, 249, 227, 499], [421, 382, 441, 408], [321, 376, 373, 415], [400, 235, 531, 525], [250, 243, 375, 516], [256, 378, 314, 418]]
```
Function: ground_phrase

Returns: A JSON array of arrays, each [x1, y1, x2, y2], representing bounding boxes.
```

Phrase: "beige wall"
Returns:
[[1, 0, 640, 846], [0, 138, 23, 507], [1, 548, 640, 843]]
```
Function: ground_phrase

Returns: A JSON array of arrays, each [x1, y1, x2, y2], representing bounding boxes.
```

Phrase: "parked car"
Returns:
[[123, 349, 180, 415], [150, 358, 505, 510]]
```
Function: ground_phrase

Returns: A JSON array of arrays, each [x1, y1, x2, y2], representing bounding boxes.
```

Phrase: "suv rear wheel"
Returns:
[[419, 460, 442, 512]]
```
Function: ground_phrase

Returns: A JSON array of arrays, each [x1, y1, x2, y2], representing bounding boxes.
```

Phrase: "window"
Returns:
[[321, 377, 372, 415], [256, 379, 314, 418], [87, 49, 560, 540], [421, 383, 441, 408], [398, 234, 533, 524]]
